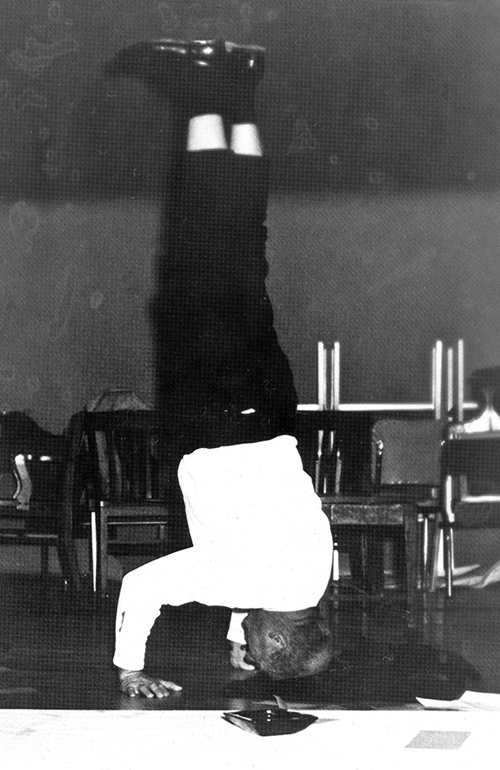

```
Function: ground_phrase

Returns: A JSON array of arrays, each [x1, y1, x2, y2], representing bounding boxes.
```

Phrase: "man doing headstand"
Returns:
[[106, 39, 333, 698]]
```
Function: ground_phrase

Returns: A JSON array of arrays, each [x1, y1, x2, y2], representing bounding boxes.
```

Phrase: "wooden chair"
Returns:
[[0, 412, 80, 587], [76, 410, 172, 597]]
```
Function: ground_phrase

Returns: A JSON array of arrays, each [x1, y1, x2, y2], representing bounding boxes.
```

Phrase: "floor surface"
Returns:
[[1, 570, 499, 712], [3, 707, 500, 770]]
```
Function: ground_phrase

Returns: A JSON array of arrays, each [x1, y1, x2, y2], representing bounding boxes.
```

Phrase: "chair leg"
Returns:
[[365, 533, 385, 594], [56, 537, 81, 592], [347, 537, 365, 591], [420, 512, 428, 592], [428, 522, 454, 597], [40, 541, 49, 575], [58, 505, 82, 592], [347, 530, 383, 594], [443, 524, 454, 598], [429, 522, 443, 593], [404, 510, 419, 624], [360, 531, 369, 592], [90, 510, 98, 593], [90, 507, 108, 598], [443, 526, 451, 598], [419, 511, 438, 594]]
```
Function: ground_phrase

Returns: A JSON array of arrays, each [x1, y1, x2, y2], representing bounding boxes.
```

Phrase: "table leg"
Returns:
[[404, 507, 419, 626]]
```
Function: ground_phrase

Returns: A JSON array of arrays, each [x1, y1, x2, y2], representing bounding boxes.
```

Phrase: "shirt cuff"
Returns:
[[113, 651, 145, 672], [226, 611, 248, 645]]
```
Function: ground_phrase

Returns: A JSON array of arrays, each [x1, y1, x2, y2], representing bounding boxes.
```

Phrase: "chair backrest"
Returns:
[[442, 433, 500, 499], [81, 410, 168, 505], [440, 429, 500, 533], [0, 411, 66, 509], [0, 412, 70, 539], [372, 419, 443, 497]]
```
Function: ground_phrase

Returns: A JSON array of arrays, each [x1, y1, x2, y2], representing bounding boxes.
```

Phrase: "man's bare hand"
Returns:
[[118, 668, 183, 699], [229, 641, 256, 671]]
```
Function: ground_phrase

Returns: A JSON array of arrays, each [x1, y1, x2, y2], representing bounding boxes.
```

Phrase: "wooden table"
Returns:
[[321, 494, 424, 621]]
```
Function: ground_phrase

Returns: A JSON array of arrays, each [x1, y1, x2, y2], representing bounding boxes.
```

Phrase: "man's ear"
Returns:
[[268, 631, 286, 650]]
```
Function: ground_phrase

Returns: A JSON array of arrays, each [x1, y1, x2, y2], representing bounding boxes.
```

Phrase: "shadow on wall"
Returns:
[[0, 0, 498, 203]]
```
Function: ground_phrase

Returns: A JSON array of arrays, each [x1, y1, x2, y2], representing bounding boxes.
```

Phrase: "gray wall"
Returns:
[[0, 0, 498, 430]]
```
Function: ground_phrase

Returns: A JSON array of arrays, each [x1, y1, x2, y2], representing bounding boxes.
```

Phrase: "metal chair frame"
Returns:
[[436, 427, 500, 597]]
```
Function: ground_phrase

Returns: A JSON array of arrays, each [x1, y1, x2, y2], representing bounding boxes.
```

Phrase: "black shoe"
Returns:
[[105, 38, 228, 117], [225, 42, 265, 83], [105, 39, 184, 80], [224, 42, 265, 123]]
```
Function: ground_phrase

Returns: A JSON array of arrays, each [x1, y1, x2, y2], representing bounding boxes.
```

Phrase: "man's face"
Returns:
[[241, 611, 280, 673]]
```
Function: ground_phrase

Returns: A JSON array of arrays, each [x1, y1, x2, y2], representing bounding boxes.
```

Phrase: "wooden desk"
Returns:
[[321, 494, 423, 620]]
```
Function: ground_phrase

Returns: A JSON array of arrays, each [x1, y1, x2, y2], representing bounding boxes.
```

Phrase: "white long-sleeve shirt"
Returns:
[[113, 435, 333, 671]]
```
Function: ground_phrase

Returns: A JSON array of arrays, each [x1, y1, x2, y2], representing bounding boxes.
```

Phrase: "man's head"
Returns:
[[242, 607, 332, 679]]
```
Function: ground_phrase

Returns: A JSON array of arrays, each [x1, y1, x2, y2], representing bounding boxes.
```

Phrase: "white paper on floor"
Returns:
[[417, 691, 500, 711], [451, 559, 500, 588], [435, 564, 481, 587], [406, 730, 470, 749]]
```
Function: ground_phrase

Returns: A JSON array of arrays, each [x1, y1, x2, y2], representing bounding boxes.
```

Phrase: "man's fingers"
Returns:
[[230, 655, 255, 670], [126, 683, 167, 699], [138, 684, 163, 699], [229, 645, 256, 671], [239, 660, 256, 671], [142, 680, 182, 699], [234, 660, 256, 671], [119, 672, 183, 699], [159, 679, 183, 692]]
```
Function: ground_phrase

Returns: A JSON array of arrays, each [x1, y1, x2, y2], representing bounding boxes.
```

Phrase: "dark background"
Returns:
[[0, 0, 498, 431]]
